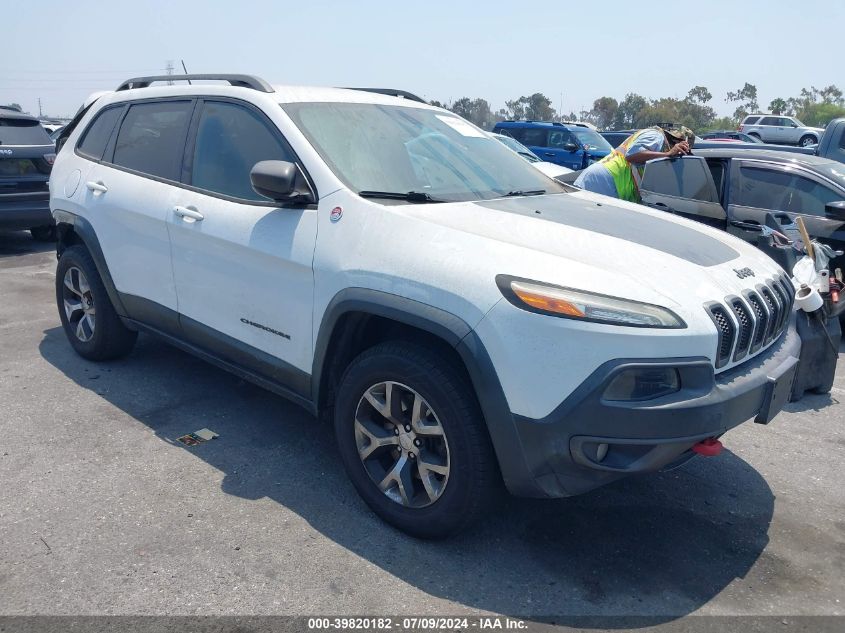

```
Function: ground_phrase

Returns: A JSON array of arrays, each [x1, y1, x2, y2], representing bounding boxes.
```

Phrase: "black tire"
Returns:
[[799, 135, 816, 147], [30, 225, 57, 241], [334, 341, 498, 539], [56, 245, 137, 361]]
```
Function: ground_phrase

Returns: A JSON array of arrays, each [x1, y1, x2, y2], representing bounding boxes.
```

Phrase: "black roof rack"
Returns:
[[116, 74, 274, 93], [343, 88, 427, 104]]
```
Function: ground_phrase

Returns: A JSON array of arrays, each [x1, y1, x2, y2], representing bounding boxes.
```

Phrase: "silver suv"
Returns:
[[739, 114, 823, 147]]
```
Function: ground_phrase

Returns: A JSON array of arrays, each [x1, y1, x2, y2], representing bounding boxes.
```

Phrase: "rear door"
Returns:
[[167, 98, 317, 388], [726, 159, 845, 260], [514, 127, 561, 164], [84, 99, 194, 326], [639, 156, 726, 228], [757, 116, 781, 142]]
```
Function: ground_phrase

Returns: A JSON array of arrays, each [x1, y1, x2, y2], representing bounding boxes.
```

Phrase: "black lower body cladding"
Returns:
[[492, 324, 801, 499]]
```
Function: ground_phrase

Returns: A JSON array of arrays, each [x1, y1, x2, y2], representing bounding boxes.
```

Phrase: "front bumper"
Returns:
[[0, 192, 52, 230], [501, 325, 800, 498]]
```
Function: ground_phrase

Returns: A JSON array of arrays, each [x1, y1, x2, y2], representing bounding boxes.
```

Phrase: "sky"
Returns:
[[2, 0, 843, 120]]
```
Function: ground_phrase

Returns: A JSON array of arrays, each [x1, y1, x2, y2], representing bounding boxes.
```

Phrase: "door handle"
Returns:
[[173, 205, 204, 222], [85, 181, 108, 194]]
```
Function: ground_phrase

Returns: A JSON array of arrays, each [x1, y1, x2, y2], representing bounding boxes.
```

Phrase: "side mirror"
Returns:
[[563, 141, 579, 152], [824, 200, 845, 221], [250, 160, 313, 203]]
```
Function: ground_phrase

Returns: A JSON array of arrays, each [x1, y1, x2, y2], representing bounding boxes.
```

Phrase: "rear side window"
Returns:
[[760, 117, 779, 126], [77, 107, 122, 160], [0, 117, 52, 145], [112, 101, 192, 181], [736, 165, 841, 216], [190, 101, 296, 201], [519, 128, 548, 147], [743, 116, 761, 125], [641, 157, 719, 202]]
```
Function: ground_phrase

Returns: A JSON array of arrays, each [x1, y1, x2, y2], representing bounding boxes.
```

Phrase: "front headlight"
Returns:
[[496, 276, 686, 328]]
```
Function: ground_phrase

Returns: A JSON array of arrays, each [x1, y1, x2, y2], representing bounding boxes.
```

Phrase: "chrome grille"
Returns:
[[729, 297, 752, 361], [706, 276, 794, 370]]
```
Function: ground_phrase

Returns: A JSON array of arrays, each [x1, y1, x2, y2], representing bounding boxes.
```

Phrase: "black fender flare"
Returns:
[[312, 288, 537, 495], [54, 210, 127, 317]]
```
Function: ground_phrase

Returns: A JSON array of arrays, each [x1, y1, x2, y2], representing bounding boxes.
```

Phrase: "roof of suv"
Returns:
[[693, 147, 833, 166], [494, 120, 589, 129], [0, 108, 38, 122], [97, 76, 435, 109]]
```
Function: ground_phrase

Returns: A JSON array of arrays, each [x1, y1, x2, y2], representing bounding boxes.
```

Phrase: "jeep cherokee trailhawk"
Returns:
[[50, 75, 800, 538]]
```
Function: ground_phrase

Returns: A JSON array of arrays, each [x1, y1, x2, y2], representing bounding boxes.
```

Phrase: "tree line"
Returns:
[[433, 84, 845, 132]]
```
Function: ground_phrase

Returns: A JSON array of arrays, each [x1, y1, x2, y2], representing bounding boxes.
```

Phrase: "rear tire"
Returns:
[[333, 341, 498, 539], [30, 225, 57, 241], [799, 135, 816, 147], [56, 245, 137, 361]]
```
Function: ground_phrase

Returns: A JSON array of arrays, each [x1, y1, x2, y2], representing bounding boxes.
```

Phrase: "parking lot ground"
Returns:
[[1, 229, 844, 629]]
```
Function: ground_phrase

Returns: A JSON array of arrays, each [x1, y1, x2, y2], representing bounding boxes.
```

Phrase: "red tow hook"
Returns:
[[692, 438, 723, 457]]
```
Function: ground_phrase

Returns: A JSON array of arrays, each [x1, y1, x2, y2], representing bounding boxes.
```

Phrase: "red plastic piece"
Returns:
[[692, 438, 723, 457]]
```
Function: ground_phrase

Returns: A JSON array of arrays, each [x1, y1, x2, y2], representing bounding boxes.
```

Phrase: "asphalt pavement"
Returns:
[[1, 229, 843, 629]]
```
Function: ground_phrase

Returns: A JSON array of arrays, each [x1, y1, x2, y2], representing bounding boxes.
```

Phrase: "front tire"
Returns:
[[56, 245, 137, 360], [333, 341, 498, 539], [799, 135, 816, 147]]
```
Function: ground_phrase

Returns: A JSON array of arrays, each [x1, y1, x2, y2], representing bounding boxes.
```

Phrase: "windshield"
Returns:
[[282, 102, 565, 202], [493, 134, 540, 162], [570, 128, 612, 152]]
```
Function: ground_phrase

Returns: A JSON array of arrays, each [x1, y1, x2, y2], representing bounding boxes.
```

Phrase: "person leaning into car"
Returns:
[[574, 126, 694, 203]]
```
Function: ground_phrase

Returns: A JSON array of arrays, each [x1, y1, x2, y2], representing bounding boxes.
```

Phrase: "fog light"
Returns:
[[603, 368, 680, 402]]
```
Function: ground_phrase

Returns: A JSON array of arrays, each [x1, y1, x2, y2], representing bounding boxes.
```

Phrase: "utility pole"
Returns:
[[38, 98, 43, 118], [165, 60, 174, 85]]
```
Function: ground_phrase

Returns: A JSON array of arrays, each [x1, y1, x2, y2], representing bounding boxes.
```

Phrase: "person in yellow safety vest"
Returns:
[[574, 126, 695, 203]]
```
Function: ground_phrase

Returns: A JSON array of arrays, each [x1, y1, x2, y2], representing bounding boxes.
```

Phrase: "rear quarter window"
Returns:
[[111, 101, 193, 181], [0, 118, 52, 145], [77, 106, 123, 161]]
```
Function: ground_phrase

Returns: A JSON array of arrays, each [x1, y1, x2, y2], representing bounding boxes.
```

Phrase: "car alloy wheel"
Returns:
[[62, 266, 96, 342], [354, 381, 450, 508]]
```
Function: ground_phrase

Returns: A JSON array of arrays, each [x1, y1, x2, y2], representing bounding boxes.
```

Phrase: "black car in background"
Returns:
[[638, 148, 845, 271], [700, 130, 763, 143], [599, 130, 636, 148], [0, 106, 55, 240]]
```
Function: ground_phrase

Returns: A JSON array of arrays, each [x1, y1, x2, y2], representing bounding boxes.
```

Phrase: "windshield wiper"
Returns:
[[503, 189, 546, 197], [358, 190, 446, 203]]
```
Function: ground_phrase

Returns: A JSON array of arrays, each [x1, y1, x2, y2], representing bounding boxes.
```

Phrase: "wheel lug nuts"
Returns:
[[414, 438, 422, 447], [404, 425, 411, 432], [394, 428, 400, 435], [408, 452, 415, 459]]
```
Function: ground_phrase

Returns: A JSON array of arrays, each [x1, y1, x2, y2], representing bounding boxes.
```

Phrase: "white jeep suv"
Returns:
[[50, 75, 800, 538]]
